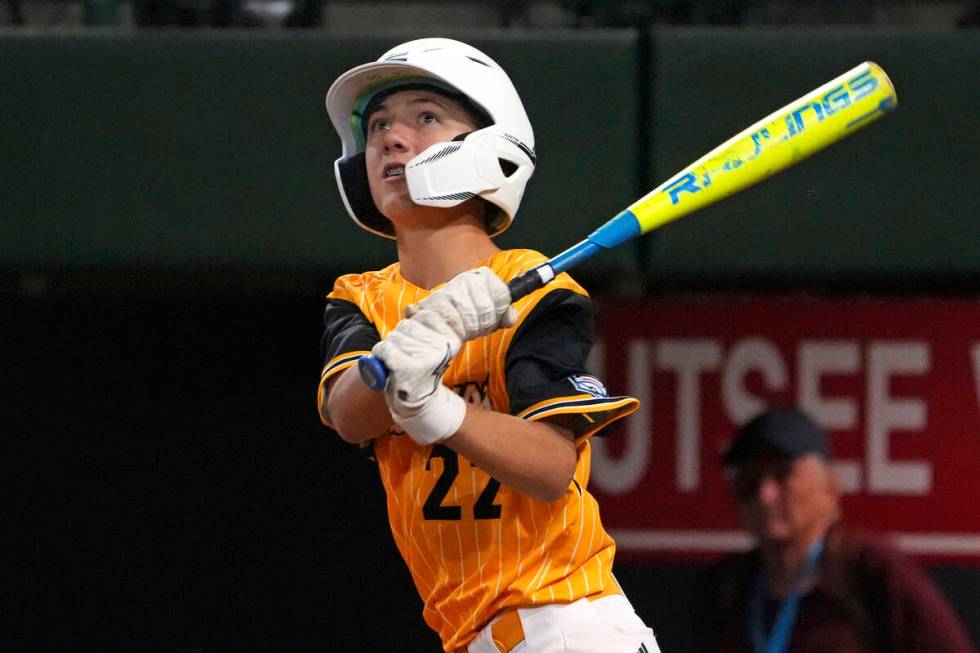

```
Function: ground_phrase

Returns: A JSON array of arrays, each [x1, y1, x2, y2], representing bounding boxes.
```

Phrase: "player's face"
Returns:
[[728, 453, 839, 547], [363, 89, 480, 225]]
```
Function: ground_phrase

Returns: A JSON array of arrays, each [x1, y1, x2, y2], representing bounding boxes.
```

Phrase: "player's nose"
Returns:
[[382, 123, 411, 153]]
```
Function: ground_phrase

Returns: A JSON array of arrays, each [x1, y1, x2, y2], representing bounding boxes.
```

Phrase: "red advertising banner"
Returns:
[[590, 296, 980, 563]]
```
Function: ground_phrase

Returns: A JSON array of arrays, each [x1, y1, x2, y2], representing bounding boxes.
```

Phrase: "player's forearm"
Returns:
[[446, 405, 577, 503], [324, 366, 394, 444]]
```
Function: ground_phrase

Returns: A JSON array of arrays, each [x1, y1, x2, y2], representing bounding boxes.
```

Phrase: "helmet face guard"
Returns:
[[325, 38, 535, 240], [406, 128, 535, 235]]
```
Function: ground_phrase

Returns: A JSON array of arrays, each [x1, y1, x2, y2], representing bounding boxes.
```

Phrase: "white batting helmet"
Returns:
[[325, 38, 536, 239]]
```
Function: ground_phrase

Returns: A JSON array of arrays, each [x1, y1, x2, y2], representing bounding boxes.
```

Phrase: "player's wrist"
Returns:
[[391, 386, 467, 446]]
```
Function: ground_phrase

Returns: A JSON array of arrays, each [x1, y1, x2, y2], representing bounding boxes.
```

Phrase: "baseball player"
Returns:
[[317, 37, 661, 653]]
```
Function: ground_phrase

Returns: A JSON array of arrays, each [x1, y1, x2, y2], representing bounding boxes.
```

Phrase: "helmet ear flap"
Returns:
[[336, 153, 395, 238]]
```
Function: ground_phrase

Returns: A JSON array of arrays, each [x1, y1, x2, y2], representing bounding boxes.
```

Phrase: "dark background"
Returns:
[[3, 11, 979, 652], [6, 289, 980, 651]]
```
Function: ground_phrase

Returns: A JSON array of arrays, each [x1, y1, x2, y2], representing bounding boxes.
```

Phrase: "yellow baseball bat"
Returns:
[[360, 61, 897, 389], [511, 60, 897, 294]]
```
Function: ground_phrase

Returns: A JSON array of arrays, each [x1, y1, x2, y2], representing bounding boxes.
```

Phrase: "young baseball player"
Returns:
[[317, 37, 661, 653]]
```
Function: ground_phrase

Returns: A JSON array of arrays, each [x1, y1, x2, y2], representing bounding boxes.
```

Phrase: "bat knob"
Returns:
[[358, 355, 389, 391]]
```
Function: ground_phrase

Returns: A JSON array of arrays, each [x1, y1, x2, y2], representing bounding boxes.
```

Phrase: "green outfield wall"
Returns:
[[1, 28, 977, 286], [646, 28, 980, 285]]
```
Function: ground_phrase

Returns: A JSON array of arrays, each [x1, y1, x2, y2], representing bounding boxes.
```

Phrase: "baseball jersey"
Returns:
[[317, 249, 639, 652]]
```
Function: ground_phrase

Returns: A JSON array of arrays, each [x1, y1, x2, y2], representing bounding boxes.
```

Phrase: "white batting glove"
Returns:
[[405, 267, 518, 343], [371, 309, 467, 445]]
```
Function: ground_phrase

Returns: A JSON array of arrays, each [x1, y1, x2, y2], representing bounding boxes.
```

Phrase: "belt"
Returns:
[[491, 609, 525, 653], [465, 608, 525, 653]]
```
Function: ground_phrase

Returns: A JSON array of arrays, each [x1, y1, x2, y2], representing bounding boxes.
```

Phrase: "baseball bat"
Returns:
[[359, 61, 897, 390]]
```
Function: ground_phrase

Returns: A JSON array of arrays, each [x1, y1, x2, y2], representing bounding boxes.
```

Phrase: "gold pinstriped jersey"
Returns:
[[318, 249, 638, 652]]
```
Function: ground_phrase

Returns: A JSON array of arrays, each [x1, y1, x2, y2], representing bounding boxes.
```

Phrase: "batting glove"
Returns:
[[405, 267, 518, 343], [371, 308, 467, 445]]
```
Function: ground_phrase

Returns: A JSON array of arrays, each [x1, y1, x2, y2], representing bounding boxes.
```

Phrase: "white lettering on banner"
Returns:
[[798, 341, 862, 493], [656, 340, 722, 491], [867, 341, 931, 494], [591, 341, 652, 494], [590, 337, 937, 498], [722, 338, 787, 426]]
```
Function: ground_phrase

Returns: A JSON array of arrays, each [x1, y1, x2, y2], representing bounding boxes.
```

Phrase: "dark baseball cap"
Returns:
[[721, 407, 830, 468]]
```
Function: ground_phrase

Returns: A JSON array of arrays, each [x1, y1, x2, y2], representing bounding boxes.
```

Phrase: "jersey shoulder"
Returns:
[[327, 262, 401, 304]]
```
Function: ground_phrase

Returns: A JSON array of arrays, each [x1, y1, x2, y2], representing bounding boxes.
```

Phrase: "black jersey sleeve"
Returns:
[[505, 289, 594, 407], [318, 298, 380, 455], [320, 298, 381, 375], [504, 289, 638, 439]]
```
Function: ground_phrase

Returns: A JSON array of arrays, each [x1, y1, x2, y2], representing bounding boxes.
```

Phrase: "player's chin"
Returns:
[[377, 195, 417, 223]]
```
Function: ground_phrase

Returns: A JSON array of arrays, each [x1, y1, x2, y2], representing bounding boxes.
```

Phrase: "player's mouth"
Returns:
[[383, 165, 405, 179]]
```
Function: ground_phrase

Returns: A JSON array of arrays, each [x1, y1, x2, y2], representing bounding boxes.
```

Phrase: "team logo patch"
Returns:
[[569, 375, 607, 398]]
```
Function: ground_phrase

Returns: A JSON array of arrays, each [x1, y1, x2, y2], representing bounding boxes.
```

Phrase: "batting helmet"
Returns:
[[325, 38, 536, 239]]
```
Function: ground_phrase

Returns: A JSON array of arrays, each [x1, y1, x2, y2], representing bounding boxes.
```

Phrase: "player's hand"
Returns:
[[405, 267, 518, 342], [371, 308, 467, 445]]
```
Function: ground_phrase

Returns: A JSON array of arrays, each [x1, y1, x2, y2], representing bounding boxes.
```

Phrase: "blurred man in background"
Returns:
[[695, 406, 976, 652]]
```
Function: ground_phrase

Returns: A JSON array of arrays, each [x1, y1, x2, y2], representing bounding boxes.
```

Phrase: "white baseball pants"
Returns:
[[466, 594, 661, 653]]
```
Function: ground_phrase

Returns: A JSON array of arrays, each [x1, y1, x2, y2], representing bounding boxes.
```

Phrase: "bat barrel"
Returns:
[[627, 61, 897, 235]]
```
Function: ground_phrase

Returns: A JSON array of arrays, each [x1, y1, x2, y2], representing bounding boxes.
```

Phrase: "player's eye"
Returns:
[[368, 116, 390, 133], [420, 111, 439, 125]]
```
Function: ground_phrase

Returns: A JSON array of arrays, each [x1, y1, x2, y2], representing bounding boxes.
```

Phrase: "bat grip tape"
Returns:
[[507, 266, 552, 302]]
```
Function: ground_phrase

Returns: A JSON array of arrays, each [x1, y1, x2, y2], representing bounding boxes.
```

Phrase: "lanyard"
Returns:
[[749, 538, 825, 653]]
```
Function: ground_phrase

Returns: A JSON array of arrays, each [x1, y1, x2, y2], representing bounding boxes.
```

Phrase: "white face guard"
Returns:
[[406, 127, 535, 215]]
